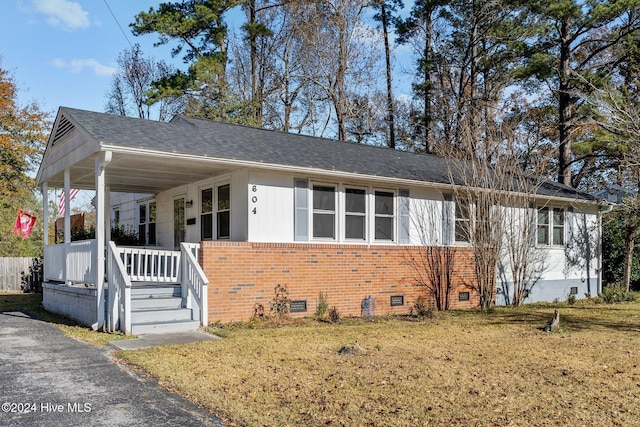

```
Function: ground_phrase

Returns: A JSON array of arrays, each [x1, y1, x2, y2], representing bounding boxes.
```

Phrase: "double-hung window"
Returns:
[[112, 207, 120, 228], [454, 200, 470, 243], [313, 185, 336, 239], [374, 191, 394, 241], [201, 184, 231, 240], [138, 201, 156, 245], [201, 188, 214, 240], [217, 184, 230, 239], [345, 188, 366, 240], [537, 206, 564, 246]]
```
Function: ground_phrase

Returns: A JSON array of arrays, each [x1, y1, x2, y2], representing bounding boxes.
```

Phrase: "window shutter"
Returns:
[[294, 179, 309, 241], [529, 202, 537, 247], [566, 206, 574, 248], [398, 189, 410, 244], [442, 194, 453, 245]]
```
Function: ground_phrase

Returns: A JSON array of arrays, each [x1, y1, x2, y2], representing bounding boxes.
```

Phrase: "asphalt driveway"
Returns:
[[0, 310, 224, 426]]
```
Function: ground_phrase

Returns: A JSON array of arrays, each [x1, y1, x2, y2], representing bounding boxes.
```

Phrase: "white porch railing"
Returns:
[[45, 240, 208, 334], [44, 244, 65, 281], [106, 241, 132, 334], [117, 246, 180, 282], [181, 243, 209, 327], [182, 242, 200, 260], [44, 240, 97, 283]]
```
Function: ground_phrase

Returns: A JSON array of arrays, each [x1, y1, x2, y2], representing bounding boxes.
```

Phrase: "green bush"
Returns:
[[567, 294, 576, 305], [316, 292, 328, 318], [601, 285, 636, 304]]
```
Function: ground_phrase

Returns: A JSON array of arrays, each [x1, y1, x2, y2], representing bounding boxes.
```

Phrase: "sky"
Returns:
[[1, 0, 414, 212], [1, 0, 191, 115], [1, 0, 415, 118]]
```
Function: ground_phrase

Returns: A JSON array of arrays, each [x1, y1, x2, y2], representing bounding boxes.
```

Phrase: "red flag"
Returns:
[[59, 188, 79, 216], [13, 210, 37, 238]]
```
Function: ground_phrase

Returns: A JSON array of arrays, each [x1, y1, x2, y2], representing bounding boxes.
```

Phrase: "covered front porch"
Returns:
[[36, 109, 242, 334], [42, 241, 207, 334]]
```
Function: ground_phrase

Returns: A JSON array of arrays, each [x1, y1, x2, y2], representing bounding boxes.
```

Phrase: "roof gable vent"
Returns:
[[52, 115, 75, 145]]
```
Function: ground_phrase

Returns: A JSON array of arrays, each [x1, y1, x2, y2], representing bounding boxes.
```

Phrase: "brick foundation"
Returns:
[[200, 241, 478, 323]]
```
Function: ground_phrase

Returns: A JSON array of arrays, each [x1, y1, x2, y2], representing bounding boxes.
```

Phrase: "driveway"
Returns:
[[0, 310, 224, 426]]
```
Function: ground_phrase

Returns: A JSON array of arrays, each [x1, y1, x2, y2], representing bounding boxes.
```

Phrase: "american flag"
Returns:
[[59, 188, 79, 216]]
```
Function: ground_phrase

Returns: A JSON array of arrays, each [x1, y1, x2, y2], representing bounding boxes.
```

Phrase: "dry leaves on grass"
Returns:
[[118, 304, 640, 427]]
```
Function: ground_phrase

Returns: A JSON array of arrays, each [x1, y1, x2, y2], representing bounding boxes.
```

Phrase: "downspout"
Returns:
[[93, 151, 112, 331]]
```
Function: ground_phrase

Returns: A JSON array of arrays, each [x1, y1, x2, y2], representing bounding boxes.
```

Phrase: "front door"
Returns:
[[174, 197, 186, 250]]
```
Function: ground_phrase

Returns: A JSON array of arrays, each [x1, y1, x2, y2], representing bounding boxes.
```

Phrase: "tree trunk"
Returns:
[[623, 225, 635, 292], [336, 16, 348, 142], [247, 0, 262, 124], [558, 17, 572, 186], [380, 1, 396, 149], [424, 9, 433, 153], [544, 309, 560, 332]]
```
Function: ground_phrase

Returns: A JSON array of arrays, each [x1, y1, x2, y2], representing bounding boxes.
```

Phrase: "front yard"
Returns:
[[117, 302, 640, 427]]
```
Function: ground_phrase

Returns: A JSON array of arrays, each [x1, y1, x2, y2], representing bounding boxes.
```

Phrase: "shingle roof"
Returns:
[[60, 107, 598, 202]]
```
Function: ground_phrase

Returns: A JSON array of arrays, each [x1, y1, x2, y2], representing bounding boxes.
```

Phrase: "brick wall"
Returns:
[[200, 241, 478, 323]]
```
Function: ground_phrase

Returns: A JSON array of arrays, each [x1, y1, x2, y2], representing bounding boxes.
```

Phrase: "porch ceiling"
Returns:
[[45, 152, 234, 193]]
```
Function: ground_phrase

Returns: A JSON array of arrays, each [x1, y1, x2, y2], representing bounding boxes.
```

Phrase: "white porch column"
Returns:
[[63, 169, 70, 284], [94, 151, 112, 330], [105, 186, 111, 243], [63, 169, 71, 244], [42, 182, 48, 246]]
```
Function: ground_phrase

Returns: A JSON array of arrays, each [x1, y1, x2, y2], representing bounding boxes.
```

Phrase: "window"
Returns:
[[217, 184, 230, 239], [313, 185, 336, 239], [174, 197, 185, 250], [454, 200, 470, 243], [345, 188, 366, 240], [375, 191, 394, 241], [112, 207, 120, 228], [201, 188, 213, 240], [138, 201, 156, 245], [458, 292, 470, 301], [537, 207, 564, 246]]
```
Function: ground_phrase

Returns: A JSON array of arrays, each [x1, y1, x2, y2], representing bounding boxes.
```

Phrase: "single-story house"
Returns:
[[36, 107, 604, 334]]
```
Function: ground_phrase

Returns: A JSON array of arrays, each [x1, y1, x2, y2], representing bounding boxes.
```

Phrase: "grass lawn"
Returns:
[[116, 302, 640, 427]]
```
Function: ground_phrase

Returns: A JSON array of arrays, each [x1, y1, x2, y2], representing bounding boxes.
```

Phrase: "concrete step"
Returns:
[[131, 319, 201, 335], [131, 296, 183, 310], [132, 307, 192, 323]]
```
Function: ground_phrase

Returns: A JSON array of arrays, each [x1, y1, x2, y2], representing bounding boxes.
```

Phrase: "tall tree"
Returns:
[[294, 0, 381, 141], [105, 44, 184, 121], [241, 0, 275, 124], [228, 2, 324, 133], [131, 0, 241, 121], [395, 0, 448, 152], [587, 82, 640, 291], [372, 0, 403, 148], [0, 64, 49, 256], [516, 0, 640, 187]]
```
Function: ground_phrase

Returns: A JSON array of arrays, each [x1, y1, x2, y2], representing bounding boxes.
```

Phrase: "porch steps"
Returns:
[[130, 282, 200, 335]]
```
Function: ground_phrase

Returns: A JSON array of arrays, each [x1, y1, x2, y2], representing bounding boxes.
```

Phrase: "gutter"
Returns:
[[101, 144, 601, 206]]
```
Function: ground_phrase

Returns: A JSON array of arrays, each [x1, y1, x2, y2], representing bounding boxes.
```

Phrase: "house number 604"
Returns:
[[251, 185, 257, 214]]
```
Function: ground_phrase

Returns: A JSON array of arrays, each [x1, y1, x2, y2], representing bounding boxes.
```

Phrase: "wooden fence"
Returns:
[[0, 257, 42, 293]]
